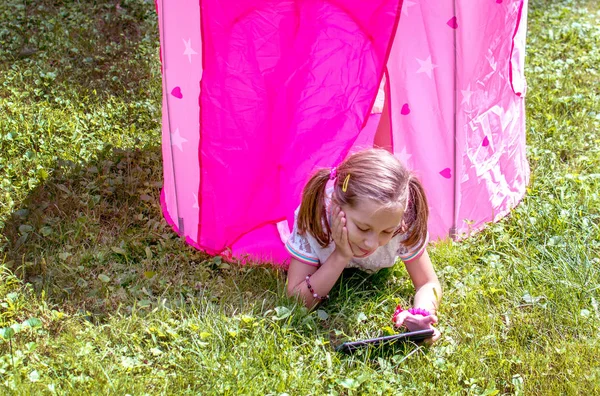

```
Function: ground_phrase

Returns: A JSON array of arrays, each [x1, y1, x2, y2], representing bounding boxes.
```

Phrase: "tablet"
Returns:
[[335, 328, 435, 353]]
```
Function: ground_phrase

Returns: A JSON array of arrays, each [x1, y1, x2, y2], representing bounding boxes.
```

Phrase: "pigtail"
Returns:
[[296, 169, 332, 248], [404, 175, 429, 249]]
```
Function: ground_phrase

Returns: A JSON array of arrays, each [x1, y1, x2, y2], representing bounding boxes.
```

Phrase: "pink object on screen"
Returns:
[[156, 0, 530, 266]]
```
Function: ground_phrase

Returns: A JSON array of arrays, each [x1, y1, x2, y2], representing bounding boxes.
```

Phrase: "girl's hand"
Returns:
[[394, 310, 441, 344], [331, 205, 353, 260]]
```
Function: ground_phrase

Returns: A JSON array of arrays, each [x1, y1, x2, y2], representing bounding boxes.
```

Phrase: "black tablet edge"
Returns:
[[335, 329, 435, 353]]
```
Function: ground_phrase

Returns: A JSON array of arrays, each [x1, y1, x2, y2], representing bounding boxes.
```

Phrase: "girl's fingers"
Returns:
[[333, 206, 347, 243], [335, 217, 343, 239], [423, 327, 441, 345], [331, 206, 340, 233], [331, 206, 353, 258], [399, 313, 438, 333], [402, 314, 421, 327], [393, 311, 441, 344], [394, 310, 410, 327]]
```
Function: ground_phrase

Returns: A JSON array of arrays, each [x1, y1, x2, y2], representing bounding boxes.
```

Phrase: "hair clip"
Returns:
[[342, 174, 351, 192]]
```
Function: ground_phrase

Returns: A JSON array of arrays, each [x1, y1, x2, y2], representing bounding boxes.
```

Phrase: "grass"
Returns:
[[1, 0, 599, 394]]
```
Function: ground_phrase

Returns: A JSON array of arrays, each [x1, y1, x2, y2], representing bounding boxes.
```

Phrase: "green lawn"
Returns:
[[1, 0, 599, 394]]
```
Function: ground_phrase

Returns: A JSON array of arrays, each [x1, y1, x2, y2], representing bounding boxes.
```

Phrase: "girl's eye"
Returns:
[[382, 230, 393, 235], [357, 227, 369, 232]]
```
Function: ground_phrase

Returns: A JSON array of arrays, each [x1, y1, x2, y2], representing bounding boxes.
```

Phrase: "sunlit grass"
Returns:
[[0, 0, 599, 394]]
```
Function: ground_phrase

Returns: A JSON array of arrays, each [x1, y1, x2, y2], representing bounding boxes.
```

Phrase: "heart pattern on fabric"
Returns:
[[171, 86, 183, 99], [482, 136, 489, 147], [401, 103, 411, 115], [447, 16, 458, 29], [439, 168, 452, 179]]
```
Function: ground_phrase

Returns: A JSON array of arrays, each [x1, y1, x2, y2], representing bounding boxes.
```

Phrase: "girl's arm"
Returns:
[[405, 250, 442, 314], [395, 249, 442, 343], [404, 249, 442, 314], [287, 205, 353, 309], [287, 250, 348, 309]]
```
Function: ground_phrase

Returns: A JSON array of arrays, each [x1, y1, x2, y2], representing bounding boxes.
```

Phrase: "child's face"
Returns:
[[341, 198, 404, 258]]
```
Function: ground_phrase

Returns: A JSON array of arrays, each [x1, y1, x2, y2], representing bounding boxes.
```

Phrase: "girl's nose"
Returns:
[[364, 237, 377, 250]]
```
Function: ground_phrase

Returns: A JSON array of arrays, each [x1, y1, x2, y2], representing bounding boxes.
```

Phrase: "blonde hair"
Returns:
[[297, 148, 429, 249]]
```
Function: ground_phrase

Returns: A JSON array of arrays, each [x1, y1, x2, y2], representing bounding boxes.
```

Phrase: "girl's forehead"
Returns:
[[345, 199, 404, 228]]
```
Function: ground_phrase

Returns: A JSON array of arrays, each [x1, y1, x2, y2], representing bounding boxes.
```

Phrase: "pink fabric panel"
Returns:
[[156, 0, 202, 241], [387, 0, 529, 240], [198, 0, 401, 255], [387, 0, 455, 239], [456, 0, 529, 237]]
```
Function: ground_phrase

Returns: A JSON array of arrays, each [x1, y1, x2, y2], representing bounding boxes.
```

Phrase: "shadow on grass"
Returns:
[[1, 1, 269, 320], [1, 145, 289, 321]]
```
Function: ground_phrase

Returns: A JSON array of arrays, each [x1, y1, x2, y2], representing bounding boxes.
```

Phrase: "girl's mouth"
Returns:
[[354, 244, 374, 257]]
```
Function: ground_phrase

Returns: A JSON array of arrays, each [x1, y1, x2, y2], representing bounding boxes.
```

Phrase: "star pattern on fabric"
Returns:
[[461, 85, 474, 105], [182, 38, 198, 63], [416, 56, 438, 79], [402, 0, 417, 16], [397, 146, 412, 167], [171, 128, 188, 151]]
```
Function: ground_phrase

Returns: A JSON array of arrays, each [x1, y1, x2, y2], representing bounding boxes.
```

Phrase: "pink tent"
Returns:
[[156, 0, 530, 265]]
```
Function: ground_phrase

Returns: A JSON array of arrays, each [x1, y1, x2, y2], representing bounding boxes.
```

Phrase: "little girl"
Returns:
[[286, 148, 441, 342]]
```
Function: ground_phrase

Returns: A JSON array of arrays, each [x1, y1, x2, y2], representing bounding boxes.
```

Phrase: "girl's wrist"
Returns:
[[413, 284, 441, 315], [413, 304, 437, 316], [332, 247, 352, 265], [410, 305, 437, 316], [392, 305, 432, 322]]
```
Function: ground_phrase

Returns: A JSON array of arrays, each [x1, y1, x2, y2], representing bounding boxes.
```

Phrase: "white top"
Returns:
[[284, 186, 428, 273]]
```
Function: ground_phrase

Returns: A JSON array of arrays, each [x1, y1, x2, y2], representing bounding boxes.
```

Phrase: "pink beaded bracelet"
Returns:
[[305, 274, 329, 300], [392, 305, 431, 324]]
